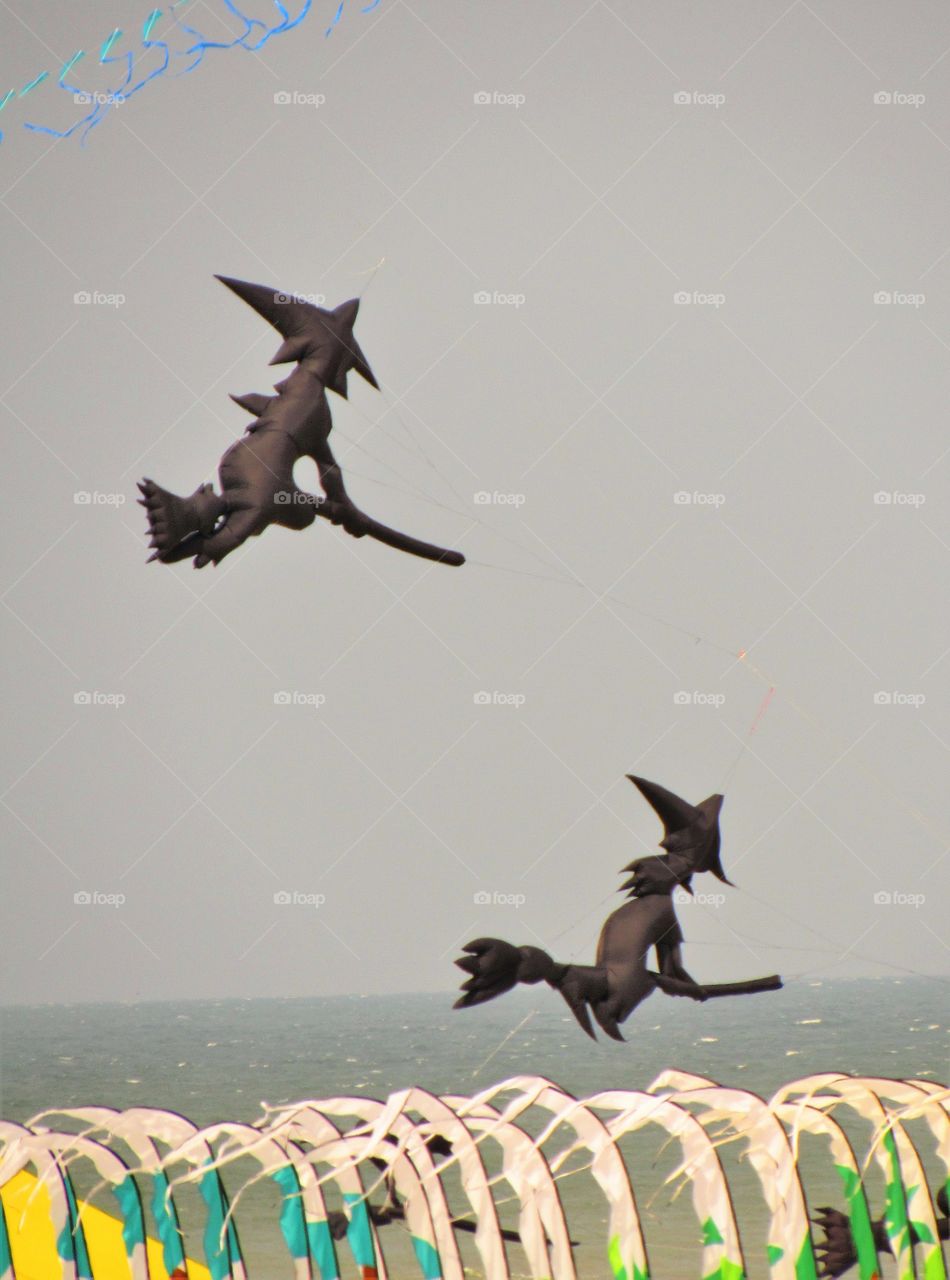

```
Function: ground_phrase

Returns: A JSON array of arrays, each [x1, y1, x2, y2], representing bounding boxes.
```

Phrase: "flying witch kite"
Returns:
[[455, 775, 782, 1041], [139, 276, 465, 569]]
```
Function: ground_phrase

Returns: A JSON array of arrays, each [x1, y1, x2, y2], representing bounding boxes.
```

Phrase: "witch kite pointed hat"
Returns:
[[215, 275, 378, 397], [626, 775, 732, 885]]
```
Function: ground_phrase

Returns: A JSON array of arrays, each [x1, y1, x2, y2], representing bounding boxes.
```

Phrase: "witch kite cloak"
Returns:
[[455, 775, 782, 1041], [139, 276, 464, 569]]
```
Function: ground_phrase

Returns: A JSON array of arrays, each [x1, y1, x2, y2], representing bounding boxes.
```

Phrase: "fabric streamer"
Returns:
[[3, 1077, 948, 1280], [2, 1, 378, 146]]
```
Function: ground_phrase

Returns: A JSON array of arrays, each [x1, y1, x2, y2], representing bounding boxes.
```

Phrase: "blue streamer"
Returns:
[[7, 0, 374, 148]]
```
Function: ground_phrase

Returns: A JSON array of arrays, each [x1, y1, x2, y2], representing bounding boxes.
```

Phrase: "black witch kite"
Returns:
[[139, 276, 464, 569], [455, 775, 782, 1041]]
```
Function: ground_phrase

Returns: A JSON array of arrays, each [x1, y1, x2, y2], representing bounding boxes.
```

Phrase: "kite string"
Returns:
[[717, 682, 776, 792], [356, 257, 386, 300], [738, 652, 948, 851], [362, 339, 481, 521], [542, 686, 778, 965], [462, 556, 741, 655], [443, 491, 950, 875], [687, 884, 950, 985], [338, 377, 581, 583], [469, 1010, 537, 1081], [339, 264, 761, 649], [330, 429, 474, 522], [736, 889, 950, 985], [344, 257, 591, 583], [341, 409, 596, 587], [338, 417, 779, 714], [345, 267, 949, 891], [334, 422, 582, 588]]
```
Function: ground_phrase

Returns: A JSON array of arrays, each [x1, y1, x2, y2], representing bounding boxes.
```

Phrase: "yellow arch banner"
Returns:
[[0, 1170, 209, 1280]]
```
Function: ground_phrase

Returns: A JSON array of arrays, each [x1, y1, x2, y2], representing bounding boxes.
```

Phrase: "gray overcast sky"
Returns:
[[0, 0, 948, 1005]]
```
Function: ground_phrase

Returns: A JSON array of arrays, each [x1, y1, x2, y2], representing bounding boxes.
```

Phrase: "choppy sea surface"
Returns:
[[1, 978, 947, 1278]]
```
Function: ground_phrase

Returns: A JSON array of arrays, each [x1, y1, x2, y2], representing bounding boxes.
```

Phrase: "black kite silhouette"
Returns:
[[139, 276, 464, 569], [454, 774, 782, 1041]]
